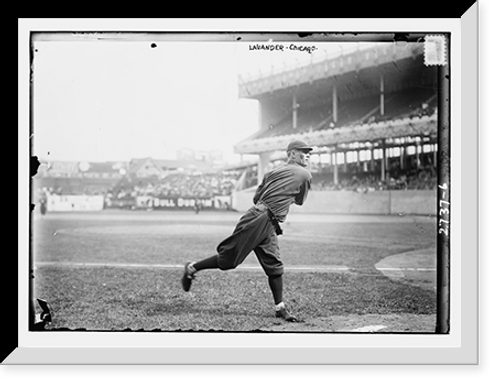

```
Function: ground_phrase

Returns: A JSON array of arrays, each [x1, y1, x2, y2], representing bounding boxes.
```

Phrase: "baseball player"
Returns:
[[181, 140, 313, 322]]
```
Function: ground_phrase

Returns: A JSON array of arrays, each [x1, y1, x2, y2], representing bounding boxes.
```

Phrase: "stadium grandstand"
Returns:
[[234, 42, 438, 197], [33, 160, 127, 196], [32, 157, 241, 212], [31, 42, 439, 216]]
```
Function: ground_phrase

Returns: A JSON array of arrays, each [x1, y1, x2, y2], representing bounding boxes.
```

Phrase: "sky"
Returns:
[[31, 37, 376, 164]]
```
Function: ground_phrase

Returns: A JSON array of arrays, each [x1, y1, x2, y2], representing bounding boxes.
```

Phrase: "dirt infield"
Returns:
[[376, 247, 437, 292], [262, 313, 436, 333], [31, 210, 438, 333]]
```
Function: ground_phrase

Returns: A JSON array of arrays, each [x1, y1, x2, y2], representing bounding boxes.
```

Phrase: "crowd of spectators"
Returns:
[[33, 181, 111, 196], [109, 171, 241, 201], [312, 166, 437, 193], [361, 101, 437, 126], [35, 163, 438, 206]]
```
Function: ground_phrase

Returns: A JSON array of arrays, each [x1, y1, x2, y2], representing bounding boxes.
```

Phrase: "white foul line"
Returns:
[[35, 262, 183, 269], [33, 262, 350, 271], [34, 261, 435, 272]]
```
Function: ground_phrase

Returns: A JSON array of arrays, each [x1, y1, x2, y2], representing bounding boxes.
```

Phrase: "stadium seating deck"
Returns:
[[249, 87, 437, 143]]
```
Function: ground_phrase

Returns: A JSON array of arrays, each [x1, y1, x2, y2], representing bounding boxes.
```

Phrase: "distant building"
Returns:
[[128, 158, 163, 178], [32, 160, 127, 195], [128, 157, 217, 178], [177, 148, 223, 163], [35, 160, 126, 179]]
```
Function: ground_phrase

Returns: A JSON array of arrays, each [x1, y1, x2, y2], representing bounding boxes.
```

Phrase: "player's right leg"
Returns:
[[181, 205, 267, 292], [181, 262, 197, 292]]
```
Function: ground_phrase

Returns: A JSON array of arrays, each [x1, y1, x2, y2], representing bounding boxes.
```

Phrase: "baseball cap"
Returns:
[[286, 140, 313, 153]]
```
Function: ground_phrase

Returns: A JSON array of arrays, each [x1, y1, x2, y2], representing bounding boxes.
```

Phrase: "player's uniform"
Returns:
[[215, 162, 312, 276], [181, 140, 313, 321]]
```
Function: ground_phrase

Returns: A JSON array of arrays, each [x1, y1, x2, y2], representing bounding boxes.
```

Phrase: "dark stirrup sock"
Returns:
[[193, 254, 219, 271]]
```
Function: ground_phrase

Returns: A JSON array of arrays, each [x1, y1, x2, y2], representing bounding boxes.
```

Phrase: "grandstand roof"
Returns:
[[238, 43, 425, 101], [235, 42, 438, 155]]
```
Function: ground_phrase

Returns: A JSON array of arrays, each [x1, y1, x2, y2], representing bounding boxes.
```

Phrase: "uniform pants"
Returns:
[[216, 202, 284, 277]]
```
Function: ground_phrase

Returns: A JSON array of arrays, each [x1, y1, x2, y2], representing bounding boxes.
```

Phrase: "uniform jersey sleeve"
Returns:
[[294, 173, 312, 206], [253, 174, 267, 204]]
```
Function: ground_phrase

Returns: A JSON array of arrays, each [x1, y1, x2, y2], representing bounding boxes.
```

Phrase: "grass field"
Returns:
[[31, 209, 438, 333]]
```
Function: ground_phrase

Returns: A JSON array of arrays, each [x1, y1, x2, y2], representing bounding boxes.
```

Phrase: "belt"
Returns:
[[257, 201, 283, 235]]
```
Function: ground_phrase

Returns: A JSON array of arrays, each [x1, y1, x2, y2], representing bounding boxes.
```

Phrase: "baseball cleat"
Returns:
[[181, 262, 196, 292], [275, 307, 299, 322]]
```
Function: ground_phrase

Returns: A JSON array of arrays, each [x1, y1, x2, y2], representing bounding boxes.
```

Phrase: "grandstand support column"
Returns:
[[387, 146, 391, 173], [400, 146, 406, 169], [379, 73, 385, 117], [332, 151, 339, 186], [415, 138, 421, 168], [292, 93, 298, 129], [257, 152, 272, 184], [381, 141, 386, 180], [332, 82, 338, 123]]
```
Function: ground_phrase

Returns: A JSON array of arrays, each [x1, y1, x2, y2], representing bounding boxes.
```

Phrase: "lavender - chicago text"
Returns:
[[249, 43, 317, 54]]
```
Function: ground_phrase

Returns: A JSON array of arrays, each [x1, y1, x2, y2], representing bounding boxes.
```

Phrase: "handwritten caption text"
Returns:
[[248, 43, 318, 54]]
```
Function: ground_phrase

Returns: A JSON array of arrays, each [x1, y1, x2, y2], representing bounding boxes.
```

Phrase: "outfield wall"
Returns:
[[46, 194, 104, 212], [232, 189, 437, 215]]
